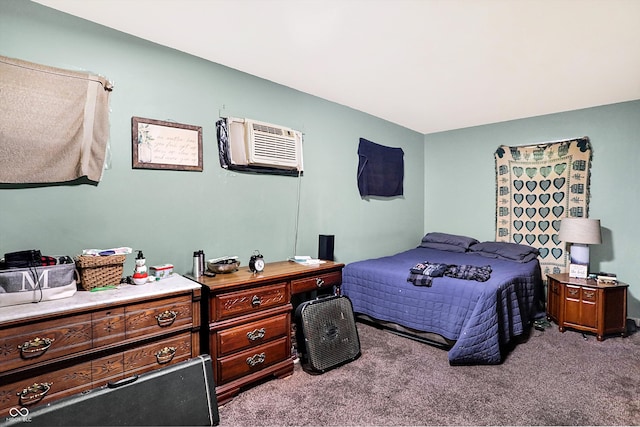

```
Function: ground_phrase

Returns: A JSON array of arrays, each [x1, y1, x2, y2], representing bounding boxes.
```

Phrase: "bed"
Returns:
[[341, 232, 544, 365]]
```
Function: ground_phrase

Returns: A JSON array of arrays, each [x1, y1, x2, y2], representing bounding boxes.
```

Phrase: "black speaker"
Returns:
[[3, 355, 219, 426], [318, 234, 335, 261], [295, 295, 360, 374]]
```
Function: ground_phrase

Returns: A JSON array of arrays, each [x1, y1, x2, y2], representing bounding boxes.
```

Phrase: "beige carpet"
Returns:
[[218, 321, 640, 426]]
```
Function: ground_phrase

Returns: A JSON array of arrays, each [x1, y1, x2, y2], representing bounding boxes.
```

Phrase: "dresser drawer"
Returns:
[[91, 352, 125, 386], [216, 336, 289, 384], [0, 313, 92, 373], [291, 271, 341, 294], [92, 307, 126, 347], [213, 282, 288, 322], [123, 332, 192, 377], [216, 313, 289, 356], [125, 295, 193, 339], [0, 360, 92, 416], [0, 332, 194, 417]]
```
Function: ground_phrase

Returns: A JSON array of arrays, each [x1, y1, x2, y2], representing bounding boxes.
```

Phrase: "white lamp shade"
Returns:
[[558, 218, 602, 245]]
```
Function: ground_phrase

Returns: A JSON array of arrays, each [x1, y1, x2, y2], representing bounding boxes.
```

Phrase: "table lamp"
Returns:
[[558, 218, 602, 278]]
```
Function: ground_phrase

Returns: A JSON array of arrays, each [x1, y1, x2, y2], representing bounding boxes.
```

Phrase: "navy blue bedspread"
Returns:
[[341, 247, 542, 365]]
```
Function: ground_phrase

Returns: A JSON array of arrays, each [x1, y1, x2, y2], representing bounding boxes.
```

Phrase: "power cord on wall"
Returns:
[[292, 169, 303, 257]]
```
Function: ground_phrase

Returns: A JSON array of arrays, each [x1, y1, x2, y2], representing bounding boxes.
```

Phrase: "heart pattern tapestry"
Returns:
[[495, 137, 592, 277]]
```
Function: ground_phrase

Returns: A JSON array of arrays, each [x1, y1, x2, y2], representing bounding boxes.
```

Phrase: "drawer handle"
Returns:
[[155, 346, 176, 364], [18, 337, 55, 358], [246, 352, 266, 367], [155, 310, 177, 327], [17, 382, 52, 406], [247, 328, 266, 341], [251, 295, 262, 307], [584, 290, 595, 299], [316, 278, 325, 288], [568, 288, 579, 296]]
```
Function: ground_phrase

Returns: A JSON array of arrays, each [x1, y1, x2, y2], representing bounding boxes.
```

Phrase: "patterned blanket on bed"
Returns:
[[408, 261, 492, 286]]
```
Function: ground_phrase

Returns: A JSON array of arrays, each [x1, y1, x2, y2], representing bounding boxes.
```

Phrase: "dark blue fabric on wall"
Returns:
[[357, 138, 404, 197]]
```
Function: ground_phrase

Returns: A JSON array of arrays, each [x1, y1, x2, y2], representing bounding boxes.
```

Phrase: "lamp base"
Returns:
[[568, 243, 589, 278]]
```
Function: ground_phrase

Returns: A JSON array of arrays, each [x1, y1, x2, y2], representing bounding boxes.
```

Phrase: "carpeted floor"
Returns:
[[217, 321, 640, 426]]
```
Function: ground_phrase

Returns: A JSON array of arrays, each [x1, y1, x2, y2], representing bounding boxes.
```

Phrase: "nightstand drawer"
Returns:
[[582, 288, 597, 302], [217, 336, 289, 384], [291, 271, 341, 294], [125, 295, 193, 339], [1, 313, 92, 373], [217, 313, 289, 356], [565, 285, 581, 300], [213, 282, 288, 321]]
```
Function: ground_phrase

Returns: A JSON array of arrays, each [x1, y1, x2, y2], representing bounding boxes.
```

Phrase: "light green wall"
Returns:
[[424, 100, 640, 320], [0, 1, 424, 276], [4, 0, 638, 323]]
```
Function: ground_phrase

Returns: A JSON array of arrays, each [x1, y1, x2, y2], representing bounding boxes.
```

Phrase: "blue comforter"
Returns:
[[341, 247, 542, 365]]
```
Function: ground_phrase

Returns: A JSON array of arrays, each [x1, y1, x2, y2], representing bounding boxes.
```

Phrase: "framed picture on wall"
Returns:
[[131, 117, 203, 171]]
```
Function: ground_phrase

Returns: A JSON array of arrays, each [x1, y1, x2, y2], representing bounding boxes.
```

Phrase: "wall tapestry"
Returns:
[[495, 137, 592, 277], [0, 55, 113, 184]]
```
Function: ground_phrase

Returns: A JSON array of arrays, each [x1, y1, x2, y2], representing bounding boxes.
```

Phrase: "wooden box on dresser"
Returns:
[[193, 260, 344, 405], [546, 273, 628, 341], [0, 275, 201, 418]]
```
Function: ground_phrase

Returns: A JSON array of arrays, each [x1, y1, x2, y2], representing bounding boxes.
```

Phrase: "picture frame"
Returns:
[[131, 116, 203, 171], [569, 263, 588, 279]]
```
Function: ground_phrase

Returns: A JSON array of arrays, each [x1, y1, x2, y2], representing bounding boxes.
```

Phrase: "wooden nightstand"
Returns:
[[546, 273, 628, 340]]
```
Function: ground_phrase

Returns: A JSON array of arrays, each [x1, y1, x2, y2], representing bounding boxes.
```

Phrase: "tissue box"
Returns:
[[150, 264, 174, 279]]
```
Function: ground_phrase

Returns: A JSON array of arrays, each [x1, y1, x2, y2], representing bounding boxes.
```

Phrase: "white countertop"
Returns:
[[0, 274, 200, 323]]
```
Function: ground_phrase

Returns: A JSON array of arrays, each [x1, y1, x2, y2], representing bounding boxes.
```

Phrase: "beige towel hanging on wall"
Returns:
[[0, 55, 113, 184]]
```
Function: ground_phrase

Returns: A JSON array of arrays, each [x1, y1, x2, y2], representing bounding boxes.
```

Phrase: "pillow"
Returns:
[[420, 232, 479, 249], [472, 251, 539, 263], [418, 242, 468, 253], [469, 241, 539, 263]]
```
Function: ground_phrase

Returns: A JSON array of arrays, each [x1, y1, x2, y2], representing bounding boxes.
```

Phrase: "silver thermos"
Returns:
[[193, 251, 201, 278]]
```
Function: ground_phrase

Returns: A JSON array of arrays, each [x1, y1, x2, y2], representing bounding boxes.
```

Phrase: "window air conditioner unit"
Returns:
[[244, 119, 303, 171], [223, 117, 303, 173]]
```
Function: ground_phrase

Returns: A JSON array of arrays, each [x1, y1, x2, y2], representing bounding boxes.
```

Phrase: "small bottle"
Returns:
[[193, 251, 201, 278]]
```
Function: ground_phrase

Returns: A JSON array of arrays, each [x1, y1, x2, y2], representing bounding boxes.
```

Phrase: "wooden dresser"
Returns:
[[546, 273, 628, 340], [194, 260, 343, 404], [0, 275, 201, 418]]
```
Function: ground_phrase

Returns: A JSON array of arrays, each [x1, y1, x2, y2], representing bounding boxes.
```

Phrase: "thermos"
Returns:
[[193, 251, 200, 278], [198, 250, 205, 276]]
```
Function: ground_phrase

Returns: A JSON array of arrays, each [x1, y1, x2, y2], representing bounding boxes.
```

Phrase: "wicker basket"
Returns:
[[75, 255, 126, 290]]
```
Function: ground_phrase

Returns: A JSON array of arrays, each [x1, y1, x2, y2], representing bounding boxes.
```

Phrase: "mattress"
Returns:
[[341, 247, 542, 364]]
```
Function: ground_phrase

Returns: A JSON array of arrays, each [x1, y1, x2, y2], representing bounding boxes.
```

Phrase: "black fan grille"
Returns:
[[300, 298, 360, 372]]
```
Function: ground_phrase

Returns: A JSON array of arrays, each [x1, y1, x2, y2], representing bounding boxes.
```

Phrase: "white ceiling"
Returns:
[[34, 0, 640, 134]]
